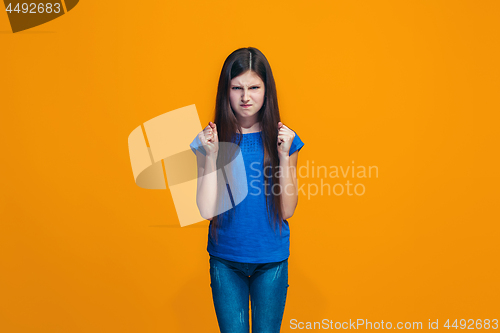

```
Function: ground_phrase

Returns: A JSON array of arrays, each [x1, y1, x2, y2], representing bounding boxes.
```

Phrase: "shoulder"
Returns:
[[189, 133, 206, 156], [289, 131, 305, 156]]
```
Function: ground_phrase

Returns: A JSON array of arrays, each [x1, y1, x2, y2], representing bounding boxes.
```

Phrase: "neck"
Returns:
[[237, 117, 261, 134]]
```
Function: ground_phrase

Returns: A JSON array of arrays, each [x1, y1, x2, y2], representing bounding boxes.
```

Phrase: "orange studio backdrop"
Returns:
[[1, 1, 499, 332]]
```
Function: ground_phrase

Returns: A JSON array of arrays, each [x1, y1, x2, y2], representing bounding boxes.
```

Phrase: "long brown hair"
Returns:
[[210, 47, 286, 244]]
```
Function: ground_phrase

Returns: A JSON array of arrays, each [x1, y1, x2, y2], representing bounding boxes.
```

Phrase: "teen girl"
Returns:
[[190, 47, 304, 333]]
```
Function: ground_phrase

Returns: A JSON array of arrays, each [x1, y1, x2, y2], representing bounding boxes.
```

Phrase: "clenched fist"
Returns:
[[277, 121, 295, 158], [198, 122, 219, 157]]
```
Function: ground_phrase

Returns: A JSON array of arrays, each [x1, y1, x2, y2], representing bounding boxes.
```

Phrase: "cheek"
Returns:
[[256, 91, 265, 104], [229, 92, 238, 107]]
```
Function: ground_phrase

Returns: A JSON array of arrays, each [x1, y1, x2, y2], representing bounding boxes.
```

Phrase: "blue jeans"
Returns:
[[209, 255, 289, 333]]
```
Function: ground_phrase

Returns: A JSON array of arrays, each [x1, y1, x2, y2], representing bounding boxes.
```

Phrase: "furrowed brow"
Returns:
[[231, 83, 261, 87]]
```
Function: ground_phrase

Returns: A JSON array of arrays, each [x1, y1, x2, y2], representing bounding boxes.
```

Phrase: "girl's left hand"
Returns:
[[277, 122, 295, 158]]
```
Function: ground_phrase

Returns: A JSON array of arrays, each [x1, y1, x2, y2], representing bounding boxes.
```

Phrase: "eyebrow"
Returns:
[[230, 84, 262, 87]]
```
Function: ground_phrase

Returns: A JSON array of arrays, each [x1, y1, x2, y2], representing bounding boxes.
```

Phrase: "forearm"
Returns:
[[278, 155, 298, 219], [197, 155, 218, 220]]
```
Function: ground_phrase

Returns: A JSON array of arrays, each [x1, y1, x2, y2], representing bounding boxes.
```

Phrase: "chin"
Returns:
[[238, 111, 257, 117]]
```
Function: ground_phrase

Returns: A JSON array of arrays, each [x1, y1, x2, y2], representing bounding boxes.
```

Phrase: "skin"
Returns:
[[276, 121, 299, 219], [229, 70, 265, 133], [196, 71, 300, 220]]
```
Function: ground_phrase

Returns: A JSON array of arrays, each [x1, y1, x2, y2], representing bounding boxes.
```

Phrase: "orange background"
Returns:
[[1, 1, 499, 332]]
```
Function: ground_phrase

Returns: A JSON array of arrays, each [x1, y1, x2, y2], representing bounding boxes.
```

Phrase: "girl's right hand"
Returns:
[[198, 122, 219, 157]]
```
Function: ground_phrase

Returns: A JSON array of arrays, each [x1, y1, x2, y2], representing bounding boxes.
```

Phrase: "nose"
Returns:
[[241, 88, 250, 102]]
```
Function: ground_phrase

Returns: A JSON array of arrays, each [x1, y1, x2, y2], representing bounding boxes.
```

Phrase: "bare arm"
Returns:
[[279, 150, 299, 220], [195, 122, 219, 220], [195, 151, 218, 220]]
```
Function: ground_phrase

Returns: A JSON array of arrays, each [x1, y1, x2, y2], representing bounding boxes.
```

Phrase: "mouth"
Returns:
[[241, 104, 252, 108]]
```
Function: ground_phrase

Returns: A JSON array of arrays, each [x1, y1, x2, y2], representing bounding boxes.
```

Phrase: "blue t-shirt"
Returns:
[[190, 130, 304, 263]]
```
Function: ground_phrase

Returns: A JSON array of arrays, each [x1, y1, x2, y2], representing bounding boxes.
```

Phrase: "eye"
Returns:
[[251, 86, 260, 89], [232, 87, 242, 90]]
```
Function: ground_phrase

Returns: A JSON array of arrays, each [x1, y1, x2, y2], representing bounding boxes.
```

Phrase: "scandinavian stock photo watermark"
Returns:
[[248, 160, 379, 200], [289, 318, 499, 330]]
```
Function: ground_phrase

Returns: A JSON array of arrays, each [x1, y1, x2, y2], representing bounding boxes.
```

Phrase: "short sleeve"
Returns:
[[189, 134, 206, 156], [288, 132, 304, 156]]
